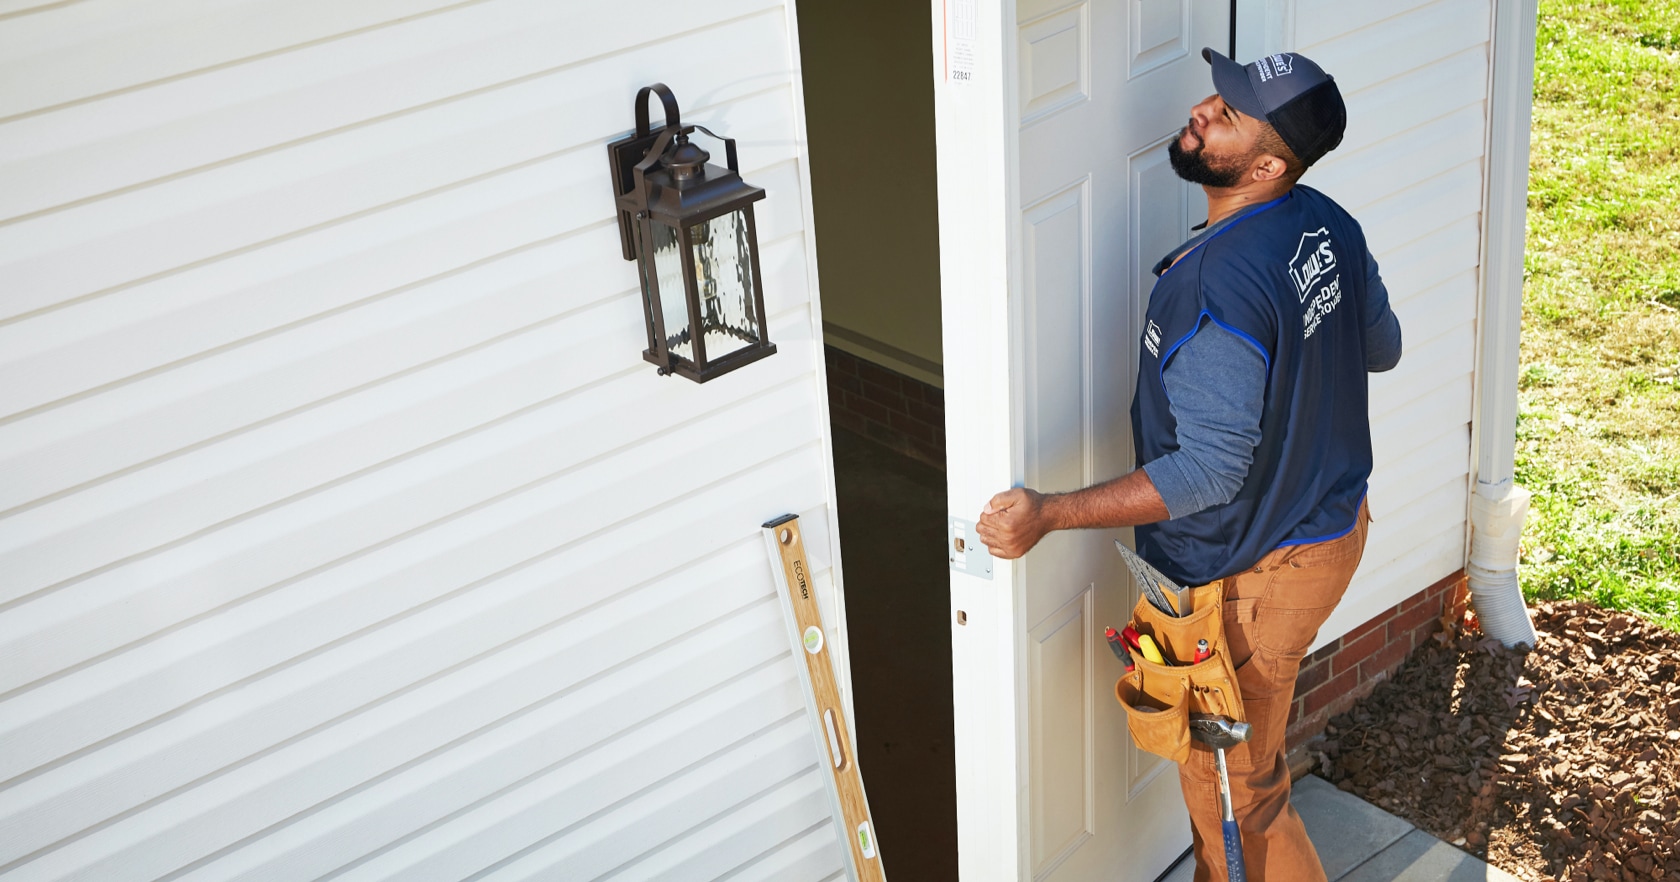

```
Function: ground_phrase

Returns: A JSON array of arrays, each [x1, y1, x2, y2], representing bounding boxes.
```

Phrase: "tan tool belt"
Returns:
[[1113, 580, 1245, 765]]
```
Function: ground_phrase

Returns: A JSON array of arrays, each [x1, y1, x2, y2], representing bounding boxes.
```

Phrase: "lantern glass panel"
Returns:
[[648, 219, 693, 361], [690, 208, 761, 363]]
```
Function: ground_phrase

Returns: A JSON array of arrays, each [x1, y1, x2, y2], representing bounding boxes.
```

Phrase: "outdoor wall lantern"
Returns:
[[607, 83, 775, 382]]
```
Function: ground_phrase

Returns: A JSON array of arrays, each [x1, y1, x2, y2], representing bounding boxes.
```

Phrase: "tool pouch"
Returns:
[[1113, 580, 1245, 764]]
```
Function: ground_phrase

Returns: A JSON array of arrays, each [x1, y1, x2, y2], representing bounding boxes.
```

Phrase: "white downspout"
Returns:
[[1469, 0, 1540, 647]]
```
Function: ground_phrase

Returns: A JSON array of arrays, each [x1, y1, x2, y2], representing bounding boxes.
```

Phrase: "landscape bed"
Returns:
[[1311, 601, 1680, 881]]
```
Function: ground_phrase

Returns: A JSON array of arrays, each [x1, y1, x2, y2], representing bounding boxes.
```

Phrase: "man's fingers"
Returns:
[[985, 489, 1022, 516]]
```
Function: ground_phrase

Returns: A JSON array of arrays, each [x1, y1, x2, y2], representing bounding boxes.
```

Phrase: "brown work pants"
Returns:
[[1177, 502, 1370, 882]]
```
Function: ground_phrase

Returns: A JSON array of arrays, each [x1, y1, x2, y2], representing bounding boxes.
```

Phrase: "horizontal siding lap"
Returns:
[[1369, 421, 1470, 510], [1298, 0, 1492, 97], [720, 822, 849, 882], [1365, 215, 1483, 309], [0, 34, 803, 325], [11, 639, 817, 880], [168, 571, 828, 879], [1292, 0, 1440, 49], [0, 236, 811, 602], [0, 0, 473, 119], [0, 2, 67, 17], [487, 726, 827, 881], [0, 160, 809, 518], [1336, 45, 1489, 158], [0, 297, 776, 601], [0, 0, 843, 878], [1370, 320, 1476, 415], [1382, 268, 1479, 352], [0, 370, 827, 770], [1354, 160, 1485, 256], [604, 772, 840, 881], [1372, 374, 1474, 464], [326, 716, 819, 881], [1363, 473, 1470, 570], [2, 480, 835, 876], [1313, 103, 1488, 215], [0, 0, 785, 220]]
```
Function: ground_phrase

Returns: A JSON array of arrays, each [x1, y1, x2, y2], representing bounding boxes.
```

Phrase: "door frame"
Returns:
[[930, 0, 1026, 877]]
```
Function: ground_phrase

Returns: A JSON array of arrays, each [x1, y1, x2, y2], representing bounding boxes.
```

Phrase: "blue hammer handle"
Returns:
[[1223, 818, 1247, 881]]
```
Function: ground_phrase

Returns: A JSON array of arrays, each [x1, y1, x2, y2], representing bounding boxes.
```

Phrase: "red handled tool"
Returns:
[[1192, 638, 1211, 664], [1104, 627, 1136, 672]]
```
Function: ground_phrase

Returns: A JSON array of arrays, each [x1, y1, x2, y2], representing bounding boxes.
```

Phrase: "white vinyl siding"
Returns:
[[1293, 0, 1493, 642], [0, 2, 847, 879]]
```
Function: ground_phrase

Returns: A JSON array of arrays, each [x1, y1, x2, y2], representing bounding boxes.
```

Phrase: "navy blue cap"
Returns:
[[1201, 48, 1346, 167]]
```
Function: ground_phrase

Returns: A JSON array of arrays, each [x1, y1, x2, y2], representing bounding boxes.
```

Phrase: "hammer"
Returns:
[[1190, 715, 1252, 882]]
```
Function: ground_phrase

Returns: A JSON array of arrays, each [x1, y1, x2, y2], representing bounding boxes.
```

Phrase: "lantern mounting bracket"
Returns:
[[606, 83, 741, 261]]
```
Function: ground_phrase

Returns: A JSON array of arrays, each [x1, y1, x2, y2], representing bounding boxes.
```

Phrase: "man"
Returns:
[[975, 49, 1402, 881]]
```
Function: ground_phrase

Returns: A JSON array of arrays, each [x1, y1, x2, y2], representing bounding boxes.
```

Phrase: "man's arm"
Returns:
[[1143, 323, 1265, 517], [1365, 250, 1402, 372], [977, 322, 1266, 559], [975, 470, 1169, 560]]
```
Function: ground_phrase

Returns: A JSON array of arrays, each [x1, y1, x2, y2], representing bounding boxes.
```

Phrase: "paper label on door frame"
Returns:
[[946, 0, 977, 83]]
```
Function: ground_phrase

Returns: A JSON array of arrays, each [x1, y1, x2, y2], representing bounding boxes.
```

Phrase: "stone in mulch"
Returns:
[[1306, 600, 1680, 882]]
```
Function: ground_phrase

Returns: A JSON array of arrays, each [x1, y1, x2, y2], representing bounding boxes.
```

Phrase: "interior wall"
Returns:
[[798, 0, 944, 386]]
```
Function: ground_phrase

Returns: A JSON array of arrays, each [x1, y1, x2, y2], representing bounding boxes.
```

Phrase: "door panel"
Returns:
[[1028, 587, 1093, 876], [937, 0, 1228, 879], [1019, 5, 1088, 124]]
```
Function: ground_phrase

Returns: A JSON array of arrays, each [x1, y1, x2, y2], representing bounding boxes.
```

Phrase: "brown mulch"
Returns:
[[1307, 600, 1680, 882]]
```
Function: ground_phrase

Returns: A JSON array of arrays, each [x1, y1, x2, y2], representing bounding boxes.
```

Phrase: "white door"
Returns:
[[933, 1, 1229, 879]]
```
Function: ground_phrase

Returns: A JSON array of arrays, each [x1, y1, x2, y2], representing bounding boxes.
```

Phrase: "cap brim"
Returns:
[[1201, 47, 1265, 120]]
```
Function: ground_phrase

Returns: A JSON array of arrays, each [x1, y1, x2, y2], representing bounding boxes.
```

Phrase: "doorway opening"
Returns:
[[796, 3, 955, 880]]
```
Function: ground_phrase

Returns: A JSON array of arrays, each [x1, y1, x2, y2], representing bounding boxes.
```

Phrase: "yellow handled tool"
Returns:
[[1135, 633, 1167, 665]]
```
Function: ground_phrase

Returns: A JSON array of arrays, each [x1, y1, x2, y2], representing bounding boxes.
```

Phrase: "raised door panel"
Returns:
[[1029, 588, 1094, 878]]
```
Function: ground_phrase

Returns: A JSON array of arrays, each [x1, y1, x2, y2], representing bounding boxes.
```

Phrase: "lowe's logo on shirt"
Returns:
[[1288, 228, 1337, 302], [1144, 320, 1163, 357]]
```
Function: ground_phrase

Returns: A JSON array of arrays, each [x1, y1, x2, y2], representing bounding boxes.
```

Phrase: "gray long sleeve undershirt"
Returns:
[[1142, 260, 1403, 520]]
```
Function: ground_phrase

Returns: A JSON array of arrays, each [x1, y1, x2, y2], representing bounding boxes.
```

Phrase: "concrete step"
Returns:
[[1158, 775, 1522, 882]]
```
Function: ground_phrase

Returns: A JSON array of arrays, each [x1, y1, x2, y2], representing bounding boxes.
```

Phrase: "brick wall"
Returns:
[[824, 345, 946, 469], [1286, 570, 1471, 756]]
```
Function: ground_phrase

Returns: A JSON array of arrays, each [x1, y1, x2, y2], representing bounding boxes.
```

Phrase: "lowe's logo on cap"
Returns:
[[1256, 53, 1295, 82]]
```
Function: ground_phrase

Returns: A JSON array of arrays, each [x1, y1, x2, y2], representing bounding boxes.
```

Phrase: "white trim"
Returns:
[[784, 0, 859, 740], [823, 322, 946, 388], [1470, 0, 1538, 504], [932, 0, 1024, 877]]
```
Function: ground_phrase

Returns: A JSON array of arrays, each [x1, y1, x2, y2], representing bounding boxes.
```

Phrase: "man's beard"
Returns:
[[1168, 126, 1246, 188]]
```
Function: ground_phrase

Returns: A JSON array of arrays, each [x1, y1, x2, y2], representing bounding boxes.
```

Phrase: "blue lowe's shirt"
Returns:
[[1130, 185, 1391, 586]]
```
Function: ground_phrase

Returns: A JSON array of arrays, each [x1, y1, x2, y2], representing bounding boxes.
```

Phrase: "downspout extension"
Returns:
[[1469, 486, 1536, 647]]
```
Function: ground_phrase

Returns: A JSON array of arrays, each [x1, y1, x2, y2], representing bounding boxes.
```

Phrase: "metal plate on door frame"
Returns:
[[948, 517, 994, 580]]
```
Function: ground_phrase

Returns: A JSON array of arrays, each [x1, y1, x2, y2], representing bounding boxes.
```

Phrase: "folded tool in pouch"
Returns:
[[1115, 540, 1189, 618]]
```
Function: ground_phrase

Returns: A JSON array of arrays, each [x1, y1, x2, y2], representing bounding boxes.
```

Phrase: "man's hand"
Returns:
[[977, 487, 1050, 560]]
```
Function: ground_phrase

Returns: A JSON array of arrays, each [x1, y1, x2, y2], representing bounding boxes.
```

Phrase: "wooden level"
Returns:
[[762, 514, 886, 882]]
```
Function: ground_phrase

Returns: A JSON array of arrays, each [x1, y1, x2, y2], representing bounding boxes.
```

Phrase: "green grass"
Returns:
[[1516, 0, 1680, 629]]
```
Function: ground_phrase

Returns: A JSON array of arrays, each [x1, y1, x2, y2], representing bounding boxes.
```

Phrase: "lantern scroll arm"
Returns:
[[689, 124, 740, 173]]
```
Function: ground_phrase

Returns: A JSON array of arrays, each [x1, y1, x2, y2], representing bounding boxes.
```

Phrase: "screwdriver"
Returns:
[[1104, 627, 1136, 672]]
